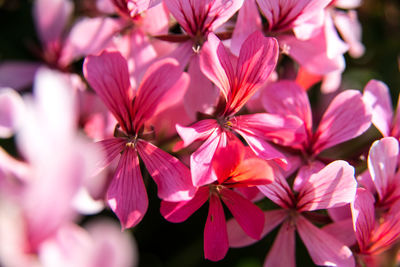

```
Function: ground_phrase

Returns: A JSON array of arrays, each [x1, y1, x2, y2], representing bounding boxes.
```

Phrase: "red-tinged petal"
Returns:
[[107, 148, 147, 229], [368, 137, 399, 202], [176, 119, 218, 148], [258, 170, 294, 209], [295, 67, 322, 91], [226, 158, 275, 187], [0, 88, 24, 138], [160, 187, 209, 223], [136, 140, 195, 201], [212, 138, 243, 184], [233, 113, 307, 147], [297, 160, 357, 212], [322, 219, 357, 247], [204, 193, 228, 261], [200, 33, 235, 102], [96, 138, 125, 169], [296, 215, 355, 267], [0, 62, 40, 90], [228, 32, 278, 114], [132, 58, 189, 130], [83, 51, 133, 133], [220, 188, 264, 240], [350, 188, 375, 252], [227, 209, 287, 248], [262, 80, 312, 131], [264, 220, 295, 267], [363, 80, 393, 137], [312, 90, 372, 155]]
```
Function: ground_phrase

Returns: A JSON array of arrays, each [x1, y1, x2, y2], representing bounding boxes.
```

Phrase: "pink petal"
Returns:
[[0, 89, 24, 138], [204, 193, 229, 261], [212, 138, 243, 184], [141, 2, 169, 35], [0, 62, 40, 90], [107, 148, 147, 229], [83, 51, 133, 133], [160, 187, 209, 223], [96, 138, 125, 169], [264, 220, 296, 267], [262, 80, 312, 132], [228, 32, 279, 115], [296, 215, 355, 267], [312, 90, 372, 155], [176, 119, 218, 147], [132, 58, 189, 130], [392, 95, 400, 138], [328, 204, 352, 222], [296, 160, 357, 212], [363, 79, 393, 137], [334, 0, 362, 9], [136, 140, 195, 201], [220, 188, 264, 240], [293, 161, 325, 192], [258, 170, 294, 209], [322, 219, 357, 247], [368, 137, 399, 203], [350, 188, 375, 253], [200, 33, 234, 102]]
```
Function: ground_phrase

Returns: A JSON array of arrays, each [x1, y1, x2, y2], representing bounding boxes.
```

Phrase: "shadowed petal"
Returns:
[[264, 220, 295, 267], [176, 119, 218, 148], [96, 138, 125, 169], [258, 170, 294, 209], [323, 219, 357, 247], [0, 62, 41, 90]]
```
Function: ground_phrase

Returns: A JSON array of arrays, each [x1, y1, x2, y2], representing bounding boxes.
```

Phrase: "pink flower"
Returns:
[[161, 139, 274, 261], [83, 50, 196, 229]]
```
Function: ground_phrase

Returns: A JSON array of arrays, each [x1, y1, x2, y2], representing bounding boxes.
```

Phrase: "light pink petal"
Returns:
[[132, 58, 189, 129], [136, 140, 195, 201], [264, 220, 295, 267], [96, 138, 125, 169], [83, 51, 133, 133], [296, 215, 355, 267], [262, 80, 312, 131], [313, 90, 372, 154], [363, 79, 393, 137], [228, 209, 287, 248], [322, 219, 356, 247], [230, 0, 262, 56], [334, 0, 362, 10], [160, 187, 209, 223], [176, 119, 218, 147], [0, 62, 40, 90], [297, 160, 357, 212], [350, 188, 375, 253], [324, 12, 350, 59], [141, 2, 169, 35], [204, 193, 229, 261], [220, 188, 264, 240], [0, 88, 24, 138], [33, 0, 73, 47], [258, 170, 294, 209], [107, 148, 147, 229], [293, 161, 326, 192], [368, 137, 399, 202], [357, 170, 376, 195], [228, 32, 279, 114], [200, 33, 235, 102], [328, 204, 352, 222], [115, 0, 161, 17], [321, 69, 343, 93], [167, 41, 193, 69]]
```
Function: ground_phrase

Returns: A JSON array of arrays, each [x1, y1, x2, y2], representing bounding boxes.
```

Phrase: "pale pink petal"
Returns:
[[262, 80, 312, 131], [0, 88, 24, 138], [296, 215, 355, 267], [293, 161, 326, 192], [292, 8, 325, 40], [116, 0, 161, 17], [33, 0, 73, 46], [328, 204, 352, 222], [132, 58, 189, 129], [83, 51, 133, 133], [264, 220, 295, 267], [220, 188, 264, 240], [160, 187, 209, 223], [258, 171, 294, 209], [136, 140, 195, 201], [200, 32, 235, 101], [368, 137, 399, 202], [167, 41, 193, 69], [322, 219, 357, 247], [312, 90, 372, 155], [357, 170, 376, 195], [107, 148, 147, 229], [141, 2, 169, 35], [334, 0, 362, 9], [227, 209, 287, 248], [204, 193, 229, 261], [321, 69, 343, 93], [0, 62, 40, 90], [350, 188, 375, 253], [176, 119, 218, 147], [296, 160, 357, 212], [96, 138, 125, 169], [363, 79, 393, 137]]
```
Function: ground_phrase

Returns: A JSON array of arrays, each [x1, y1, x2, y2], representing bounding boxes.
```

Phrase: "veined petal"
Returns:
[[107, 148, 147, 229], [297, 160, 357, 212], [204, 193, 229, 261], [312, 90, 372, 155], [220, 188, 264, 240], [160, 187, 209, 223], [83, 51, 133, 133], [96, 138, 126, 169], [258, 170, 294, 209], [296, 215, 355, 267], [136, 140, 195, 201], [176, 119, 218, 148]]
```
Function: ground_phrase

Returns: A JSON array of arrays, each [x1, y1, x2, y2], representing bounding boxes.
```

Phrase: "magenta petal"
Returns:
[[296, 215, 355, 267], [312, 90, 372, 155], [322, 219, 357, 247], [136, 140, 195, 201], [264, 220, 296, 267], [176, 119, 218, 148], [96, 138, 125, 169], [107, 148, 147, 229], [204, 194, 229, 261], [258, 171, 294, 209], [220, 188, 264, 240], [160, 187, 209, 223], [297, 160, 357, 212]]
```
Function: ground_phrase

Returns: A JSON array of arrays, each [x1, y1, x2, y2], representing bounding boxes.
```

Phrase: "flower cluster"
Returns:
[[0, 0, 399, 266]]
